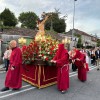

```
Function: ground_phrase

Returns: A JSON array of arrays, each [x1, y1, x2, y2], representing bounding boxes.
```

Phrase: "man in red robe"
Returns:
[[72, 46, 87, 82], [51, 43, 69, 94], [1, 40, 22, 91]]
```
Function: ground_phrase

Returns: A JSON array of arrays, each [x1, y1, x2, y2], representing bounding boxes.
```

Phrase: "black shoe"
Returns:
[[12, 88, 19, 91], [61, 90, 66, 94], [1, 87, 9, 92], [81, 80, 86, 82], [97, 68, 99, 71]]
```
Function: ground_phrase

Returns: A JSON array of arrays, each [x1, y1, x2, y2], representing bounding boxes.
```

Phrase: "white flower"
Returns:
[[48, 52, 50, 54], [43, 56, 47, 59]]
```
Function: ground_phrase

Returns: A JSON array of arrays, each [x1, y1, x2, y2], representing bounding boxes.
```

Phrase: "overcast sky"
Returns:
[[0, 0, 100, 37]]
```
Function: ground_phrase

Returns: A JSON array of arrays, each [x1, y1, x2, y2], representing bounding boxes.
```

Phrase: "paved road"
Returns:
[[0, 65, 100, 100]]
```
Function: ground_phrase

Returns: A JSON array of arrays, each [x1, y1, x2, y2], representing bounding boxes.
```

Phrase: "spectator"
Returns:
[[3, 46, 12, 71], [95, 47, 100, 70]]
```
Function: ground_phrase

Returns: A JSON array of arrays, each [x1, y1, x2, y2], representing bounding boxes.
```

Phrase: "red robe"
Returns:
[[72, 49, 87, 81], [81, 52, 89, 72], [86, 63, 89, 71], [53, 44, 69, 91], [5, 47, 22, 89]]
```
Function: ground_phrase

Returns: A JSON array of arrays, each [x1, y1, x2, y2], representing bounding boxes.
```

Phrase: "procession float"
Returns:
[[21, 12, 59, 88]]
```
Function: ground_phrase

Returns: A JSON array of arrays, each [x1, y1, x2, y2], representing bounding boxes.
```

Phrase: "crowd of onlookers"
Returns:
[[2, 45, 100, 72]]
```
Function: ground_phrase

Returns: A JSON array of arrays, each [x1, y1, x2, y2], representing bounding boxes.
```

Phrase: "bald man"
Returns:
[[1, 40, 22, 91]]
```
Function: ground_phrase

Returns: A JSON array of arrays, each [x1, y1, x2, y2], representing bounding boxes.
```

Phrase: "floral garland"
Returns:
[[22, 35, 59, 64]]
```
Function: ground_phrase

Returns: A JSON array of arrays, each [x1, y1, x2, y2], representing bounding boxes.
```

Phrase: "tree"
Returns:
[[45, 10, 66, 33], [97, 39, 100, 47], [18, 12, 38, 29], [0, 8, 17, 27], [75, 34, 83, 48]]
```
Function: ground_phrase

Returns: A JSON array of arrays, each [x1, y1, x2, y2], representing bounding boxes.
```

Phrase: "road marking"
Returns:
[[0, 87, 35, 99], [0, 84, 31, 95], [0, 66, 96, 99], [0, 65, 96, 75], [69, 71, 77, 75], [69, 65, 95, 75], [89, 67, 96, 70], [0, 71, 6, 74], [70, 66, 96, 77]]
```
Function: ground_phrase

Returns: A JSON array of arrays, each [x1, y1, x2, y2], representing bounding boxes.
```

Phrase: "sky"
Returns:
[[0, 0, 100, 37]]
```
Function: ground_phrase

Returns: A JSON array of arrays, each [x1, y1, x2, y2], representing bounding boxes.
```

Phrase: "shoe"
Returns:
[[81, 80, 86, 82], [61, 90, 66, 94], [12, 88, 19, 91], [1, 87, 9, 92], [97, 68, 99, 71]]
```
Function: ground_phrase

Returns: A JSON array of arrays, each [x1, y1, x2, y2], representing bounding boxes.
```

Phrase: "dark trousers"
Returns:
[[4, 59, 9, 71], [91, 56, 95, 65], [72, 63, 77, 71]]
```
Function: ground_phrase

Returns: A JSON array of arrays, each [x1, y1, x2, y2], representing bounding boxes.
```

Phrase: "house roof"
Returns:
[[0, 28, 62, 40], [66, 29, 92, 37]]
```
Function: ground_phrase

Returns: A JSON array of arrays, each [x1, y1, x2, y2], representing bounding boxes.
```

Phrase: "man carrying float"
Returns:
[[71, 46, 87, 82]]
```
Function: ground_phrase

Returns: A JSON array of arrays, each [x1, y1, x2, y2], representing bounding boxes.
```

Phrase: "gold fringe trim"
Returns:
[[43, 67, 57, 82], [22, 78, 57, 89], [22, 78, 38, 87], [39, 82, 57, 89]]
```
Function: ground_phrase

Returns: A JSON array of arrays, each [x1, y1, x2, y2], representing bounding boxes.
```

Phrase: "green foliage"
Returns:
[[45, 12, 66, 33], [86, 45, 92, 49], [0, 8, 17, 27], [0, 20, 3, 29], [74, 33, 81, 37], [76, 35, 83, 48], [97, 39, 100, 47], [18, 12, 38, 29]]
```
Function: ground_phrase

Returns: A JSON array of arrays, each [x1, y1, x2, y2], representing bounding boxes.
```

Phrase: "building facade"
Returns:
[[66, 29, 98, 47]]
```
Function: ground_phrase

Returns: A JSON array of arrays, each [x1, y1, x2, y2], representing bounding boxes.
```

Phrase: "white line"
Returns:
[[69, 66, 96, 77], [69, 71, 77, 75], [89, 67, 96, 70], [0, 66, 96, 99], [69, 66, 96, 75], [70, 74, 77, 77], [0, 84, 31, 95], [0, 87, 35, 99], [0, 71, 6, 74], [0, 65, 96, 74]]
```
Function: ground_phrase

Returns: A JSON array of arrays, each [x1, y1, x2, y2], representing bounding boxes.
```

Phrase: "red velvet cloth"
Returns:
[[22, 65, 57, 88], [72, 49, 87, 81], [86, 63, 89, 71], [5, 47, 22, 89], [53, 44, 69, 91]]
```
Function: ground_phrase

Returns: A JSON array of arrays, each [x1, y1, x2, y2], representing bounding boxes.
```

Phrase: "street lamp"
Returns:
[[72, 0, 77, 46]]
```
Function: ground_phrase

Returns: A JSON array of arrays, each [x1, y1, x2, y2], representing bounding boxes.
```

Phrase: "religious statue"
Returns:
[[35, 12, 51, 41]]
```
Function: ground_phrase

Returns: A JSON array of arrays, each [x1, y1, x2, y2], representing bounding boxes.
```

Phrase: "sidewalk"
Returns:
[[0, 64, 5, 71]]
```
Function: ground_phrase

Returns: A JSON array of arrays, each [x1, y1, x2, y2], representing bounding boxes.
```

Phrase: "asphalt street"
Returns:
[[0, 65, 100, 100]]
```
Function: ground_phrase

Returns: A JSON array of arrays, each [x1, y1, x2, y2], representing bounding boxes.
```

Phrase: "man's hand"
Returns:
[[50, 60, 53, 62], [72, 60, 75, 63], [50, 60, 56, 63], [11, 66, 15, 70], [53, 61, 56, 63], [76, 58, 80, 61]]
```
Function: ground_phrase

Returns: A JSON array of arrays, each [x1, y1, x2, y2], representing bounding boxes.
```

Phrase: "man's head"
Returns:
[[97, 47, 100, 50], [9, 40, 17, 49]]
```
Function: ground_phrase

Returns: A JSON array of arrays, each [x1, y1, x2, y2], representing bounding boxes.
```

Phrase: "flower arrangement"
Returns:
[[22, 35, 59, 64]]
